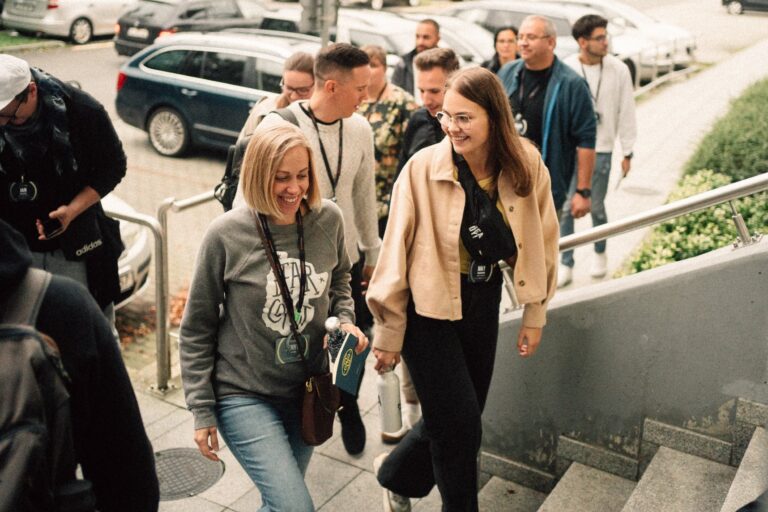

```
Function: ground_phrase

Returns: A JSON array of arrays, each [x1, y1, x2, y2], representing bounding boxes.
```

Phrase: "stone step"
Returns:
[[411, 476, 546, 512], [720, 427, 768, 512], [538, 463, 636, 512], [622, 447, 736, 512]]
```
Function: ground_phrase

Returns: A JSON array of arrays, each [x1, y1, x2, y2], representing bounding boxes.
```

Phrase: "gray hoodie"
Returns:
[[180, 201, 354, 429]]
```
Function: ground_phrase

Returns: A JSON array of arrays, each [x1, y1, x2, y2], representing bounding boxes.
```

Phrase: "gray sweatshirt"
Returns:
[[179, 201, 355, 429]]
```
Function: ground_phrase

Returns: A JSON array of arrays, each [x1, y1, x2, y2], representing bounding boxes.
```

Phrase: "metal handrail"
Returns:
[[102, 209, 168, 390], [560, 172, 768, 252], [501, 172, 768, 311]]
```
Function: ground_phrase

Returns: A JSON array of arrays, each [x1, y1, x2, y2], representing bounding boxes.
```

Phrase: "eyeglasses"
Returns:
[[280, 79, 314, 96], [518, 34, 550, 42], [436, 111, 473, 131]]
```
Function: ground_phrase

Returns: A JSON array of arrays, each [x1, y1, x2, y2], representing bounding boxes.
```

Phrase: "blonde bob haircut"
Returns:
[[241, 123, 322, 217]]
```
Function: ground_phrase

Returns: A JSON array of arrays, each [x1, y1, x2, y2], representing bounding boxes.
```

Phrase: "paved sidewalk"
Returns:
[[129, 37, 768, 511]]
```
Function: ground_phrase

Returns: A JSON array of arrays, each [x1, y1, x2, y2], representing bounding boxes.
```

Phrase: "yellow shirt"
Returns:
[[456, 173, 511, 274]]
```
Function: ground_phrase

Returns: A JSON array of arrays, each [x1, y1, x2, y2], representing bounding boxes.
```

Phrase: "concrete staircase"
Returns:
[[529, 398, 768, 512]]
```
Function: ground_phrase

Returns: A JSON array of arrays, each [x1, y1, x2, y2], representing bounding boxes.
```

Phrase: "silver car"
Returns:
[[2, 0, 136, 44]]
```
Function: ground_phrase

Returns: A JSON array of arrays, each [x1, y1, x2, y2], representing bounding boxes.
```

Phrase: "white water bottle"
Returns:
[[378, 367, 403, 441]]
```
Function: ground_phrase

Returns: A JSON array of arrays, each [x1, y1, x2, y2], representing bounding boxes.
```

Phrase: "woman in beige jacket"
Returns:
[[366, 67, 558, 512]]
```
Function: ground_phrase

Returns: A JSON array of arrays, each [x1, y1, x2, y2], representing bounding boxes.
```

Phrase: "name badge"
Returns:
[[468, 260, 496, 284], [275, 333, 310, 365]]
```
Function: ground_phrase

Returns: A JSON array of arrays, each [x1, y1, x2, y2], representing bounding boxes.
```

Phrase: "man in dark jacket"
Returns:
[[391, 19, 440, 100], [498, 15, 596, 218], [0, 54, 126, 322], [397, 48, 459, 175], [0, 219, 160, 512]]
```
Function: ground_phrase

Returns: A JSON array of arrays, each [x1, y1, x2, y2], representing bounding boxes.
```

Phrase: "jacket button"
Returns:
[[508, 206, 514, 212], [518, 280, 525, 286]]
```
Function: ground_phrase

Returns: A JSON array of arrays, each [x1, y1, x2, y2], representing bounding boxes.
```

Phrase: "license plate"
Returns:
[[127, 27, 150, 39], [12, 1, 36, 12]]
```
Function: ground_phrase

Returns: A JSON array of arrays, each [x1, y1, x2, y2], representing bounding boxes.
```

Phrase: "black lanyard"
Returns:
[[255, 210, 307, 326], [307, 106, 343, 201], [580, 60, 603, 105], [517, 67, 551, 117], [363, 83, 388, 122]]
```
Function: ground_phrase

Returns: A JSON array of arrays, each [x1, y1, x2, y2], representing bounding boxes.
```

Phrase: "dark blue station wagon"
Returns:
[[115, 29, 320, 156]]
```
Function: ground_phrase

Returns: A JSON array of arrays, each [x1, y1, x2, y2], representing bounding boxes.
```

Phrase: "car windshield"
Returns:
[[126, 0, 178, 22], [597, 3, 659, 25]]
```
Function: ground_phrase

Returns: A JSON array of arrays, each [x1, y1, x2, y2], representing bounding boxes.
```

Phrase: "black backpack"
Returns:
[[214, 107, 300, 211], [0, 269, 95, 512]]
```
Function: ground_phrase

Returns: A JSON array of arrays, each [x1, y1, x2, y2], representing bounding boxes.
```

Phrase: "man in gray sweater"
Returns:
[[259, 43, 381, 455]]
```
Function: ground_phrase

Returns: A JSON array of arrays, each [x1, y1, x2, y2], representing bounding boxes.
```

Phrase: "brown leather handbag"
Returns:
[[255, 211, 340, 446]]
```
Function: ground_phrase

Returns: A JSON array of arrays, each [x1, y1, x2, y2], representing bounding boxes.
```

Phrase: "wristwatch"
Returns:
[[625, 152, 634, 159], [575, 188, 592, 199]]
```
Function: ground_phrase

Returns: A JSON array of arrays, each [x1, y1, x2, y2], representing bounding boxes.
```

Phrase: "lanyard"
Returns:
[[255, 210, 307, 326], [307, 106, 343, 201], [516, 66, 551, 118], [579, 60, 603, 105], [363, 83, 388, 122]]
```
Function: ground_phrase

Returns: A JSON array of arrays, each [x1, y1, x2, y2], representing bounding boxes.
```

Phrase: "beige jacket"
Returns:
[[366, 137, 559, 353]]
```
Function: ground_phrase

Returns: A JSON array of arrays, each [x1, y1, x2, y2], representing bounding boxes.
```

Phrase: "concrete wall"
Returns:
[[481, 239, 768, 475]]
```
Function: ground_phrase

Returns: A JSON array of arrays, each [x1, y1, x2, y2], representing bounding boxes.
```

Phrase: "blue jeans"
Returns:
[[560, 152, 612, 268], [216, 395, 315, 512]]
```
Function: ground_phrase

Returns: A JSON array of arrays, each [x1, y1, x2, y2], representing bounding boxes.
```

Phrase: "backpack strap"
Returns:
[[273, 107, 300, 128], [2, 268, 52, 325]]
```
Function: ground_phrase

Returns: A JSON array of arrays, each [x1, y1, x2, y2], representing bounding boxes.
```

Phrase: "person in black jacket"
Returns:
[[391, 19, 440, 99], [397, 48, 460, 175], [481, 26, 519, 74], [0, 219, 160, 512], [0, 54, 126, 323]]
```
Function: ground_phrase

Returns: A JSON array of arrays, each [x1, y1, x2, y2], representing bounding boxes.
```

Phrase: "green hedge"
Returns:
[[620, 78, 768, 276], [685, 79, 768, 182], [619, 170, 767, 275]]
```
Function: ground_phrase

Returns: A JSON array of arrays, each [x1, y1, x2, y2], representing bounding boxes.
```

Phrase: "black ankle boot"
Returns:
[[338, 391, 366, 455]]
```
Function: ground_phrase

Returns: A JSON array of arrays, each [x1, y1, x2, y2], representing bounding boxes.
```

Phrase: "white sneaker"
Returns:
[[589, 252, 608, 278], [403, 402, 422, 430], [557, 264, 573, 288], [373, 453, 412, 512]]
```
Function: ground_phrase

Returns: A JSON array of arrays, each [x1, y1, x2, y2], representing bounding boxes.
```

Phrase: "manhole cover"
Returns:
[[155, 448, 225, 501]]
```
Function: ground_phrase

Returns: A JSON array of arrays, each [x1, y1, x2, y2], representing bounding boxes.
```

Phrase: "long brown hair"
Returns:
[[446, 67, 532, 196]]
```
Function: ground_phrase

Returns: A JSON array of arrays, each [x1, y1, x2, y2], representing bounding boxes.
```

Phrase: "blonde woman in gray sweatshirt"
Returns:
[[180, 123, 368, 511]]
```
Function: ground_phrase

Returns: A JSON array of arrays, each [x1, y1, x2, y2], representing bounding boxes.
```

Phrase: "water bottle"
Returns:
[[378, 367, 403, 441], [325, 316, 346, 362]]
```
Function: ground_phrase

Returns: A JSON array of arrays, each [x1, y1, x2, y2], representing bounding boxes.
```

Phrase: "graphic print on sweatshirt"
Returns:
[[262, 250, 329, 336]]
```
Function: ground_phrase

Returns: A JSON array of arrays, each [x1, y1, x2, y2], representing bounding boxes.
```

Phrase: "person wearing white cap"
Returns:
[[0, 54, 127, 322]]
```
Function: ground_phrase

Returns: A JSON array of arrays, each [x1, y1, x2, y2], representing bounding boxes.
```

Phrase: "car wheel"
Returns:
[[623, 59, 637, 87], [148, 108, 190, 157], [69, 17, 93, 45], [726, 1, 743, 14], [371, 0, 384, 10]]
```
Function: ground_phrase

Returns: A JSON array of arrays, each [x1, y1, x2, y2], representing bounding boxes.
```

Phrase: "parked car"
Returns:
[[113, 0, 271, 56], [402, 13, 495, 66], [115, 29, 321, 156], [2, 0, 136, 44], [723, 0, 768, 15], [340, 0, 420, 10], [102, 194, 152, 308], [542, 0, 696, 68], [441, 0, 670, 84]]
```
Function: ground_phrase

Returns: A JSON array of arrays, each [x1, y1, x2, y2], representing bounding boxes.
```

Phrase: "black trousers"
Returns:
[[377, 274, 502, 512]]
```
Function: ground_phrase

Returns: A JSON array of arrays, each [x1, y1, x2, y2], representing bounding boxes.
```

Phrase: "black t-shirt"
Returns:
[[509, 67, 551, 149]]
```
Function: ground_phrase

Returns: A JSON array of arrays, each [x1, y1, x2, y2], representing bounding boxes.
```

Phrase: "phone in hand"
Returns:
[[42, 218, 64, 239]]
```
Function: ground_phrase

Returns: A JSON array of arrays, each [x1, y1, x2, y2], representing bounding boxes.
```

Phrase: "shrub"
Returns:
[[684, 79, 768, 182], [618, 170, 768, 275]]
